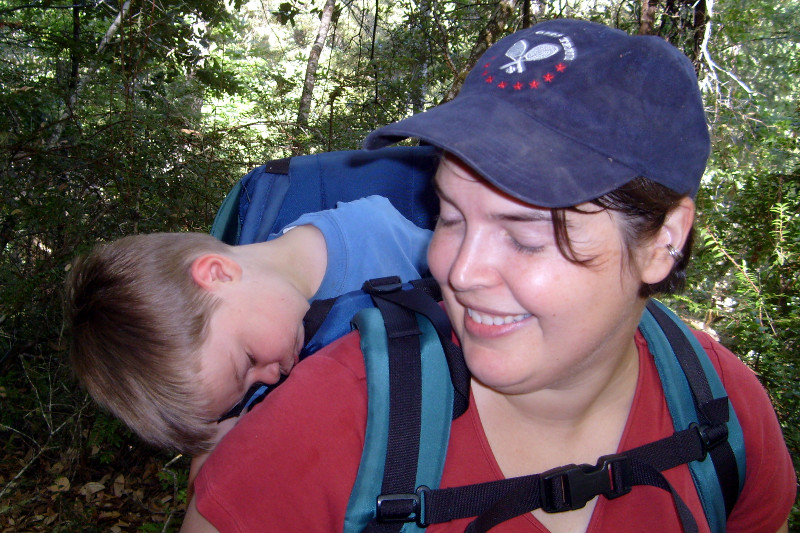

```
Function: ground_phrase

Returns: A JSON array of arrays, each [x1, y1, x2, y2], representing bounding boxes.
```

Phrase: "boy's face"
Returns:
[[197, 268, 309, 422]]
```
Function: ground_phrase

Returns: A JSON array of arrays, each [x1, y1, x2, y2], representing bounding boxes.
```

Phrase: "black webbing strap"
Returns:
[[362, 278, 425, 533], [645, 301, 740, 517], [365, 279, 470, 419], [302, 297, 337, 345], [409, 277, 442, 301], [392, 425, 710, 532], [303, 278, 442, 364], [465, 457, 698, 533]]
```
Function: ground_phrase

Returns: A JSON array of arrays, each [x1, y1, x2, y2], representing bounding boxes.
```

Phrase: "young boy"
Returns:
[[67, 195, 432, 455]]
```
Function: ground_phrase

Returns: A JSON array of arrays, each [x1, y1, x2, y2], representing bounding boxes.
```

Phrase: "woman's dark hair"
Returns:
[[551, 177, 693, 298]]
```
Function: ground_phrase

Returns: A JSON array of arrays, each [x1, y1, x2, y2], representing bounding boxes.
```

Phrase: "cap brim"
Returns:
[[364, 94, 640, 208]]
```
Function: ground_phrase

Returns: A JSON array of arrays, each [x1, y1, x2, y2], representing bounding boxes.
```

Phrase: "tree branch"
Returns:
[[698, 0, 753, 96], [48, 0, 132, 147]]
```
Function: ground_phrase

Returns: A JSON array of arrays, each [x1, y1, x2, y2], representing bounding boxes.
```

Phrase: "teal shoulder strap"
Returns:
[[344, 307, 453, 533], [639, 300, 746, 533]]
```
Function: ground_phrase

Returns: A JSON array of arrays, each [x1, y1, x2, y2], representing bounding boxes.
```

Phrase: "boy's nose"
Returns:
[[247, 362, 283, 388]]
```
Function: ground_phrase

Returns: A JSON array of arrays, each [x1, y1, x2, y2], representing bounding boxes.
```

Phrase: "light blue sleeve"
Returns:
[[278, 195, 433, 301]]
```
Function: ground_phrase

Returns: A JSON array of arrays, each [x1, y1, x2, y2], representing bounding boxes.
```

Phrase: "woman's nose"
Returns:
[[448, 232, 496, 291]]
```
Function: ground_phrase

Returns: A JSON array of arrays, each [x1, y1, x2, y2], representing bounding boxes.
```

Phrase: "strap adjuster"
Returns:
[[539, 454, 632, 513], [362, 276, 403, 295], [376, 485, 429, 527], [692, 422, 728, 455]]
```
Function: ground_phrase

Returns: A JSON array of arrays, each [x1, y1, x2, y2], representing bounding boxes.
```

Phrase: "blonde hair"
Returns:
[[66, 233, 231, 454]]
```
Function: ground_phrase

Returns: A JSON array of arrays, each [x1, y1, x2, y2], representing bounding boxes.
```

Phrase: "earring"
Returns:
[[667, 244, 683, 262]]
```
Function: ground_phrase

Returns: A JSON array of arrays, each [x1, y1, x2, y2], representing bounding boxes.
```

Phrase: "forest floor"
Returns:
[[0, 438, 189, 533]]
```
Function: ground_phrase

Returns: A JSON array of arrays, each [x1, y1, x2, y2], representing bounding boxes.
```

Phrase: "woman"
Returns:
[[182, 19, 795, 533]]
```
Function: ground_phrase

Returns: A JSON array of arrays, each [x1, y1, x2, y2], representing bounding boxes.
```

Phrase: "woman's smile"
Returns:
[[466, 308, 532, 326]]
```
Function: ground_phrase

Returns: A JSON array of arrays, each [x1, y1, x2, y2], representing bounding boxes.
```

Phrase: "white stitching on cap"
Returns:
[[500, 40, 560, 74]]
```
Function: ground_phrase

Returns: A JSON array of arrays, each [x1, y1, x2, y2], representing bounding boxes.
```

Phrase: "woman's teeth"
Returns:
[[467, 308, 530, 325]]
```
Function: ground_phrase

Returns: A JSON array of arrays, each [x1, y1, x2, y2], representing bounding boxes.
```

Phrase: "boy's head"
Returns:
[[67, 232, 307, 454], [67, 232, 229, 454]]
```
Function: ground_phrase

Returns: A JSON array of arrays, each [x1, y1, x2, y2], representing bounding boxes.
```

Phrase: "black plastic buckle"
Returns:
[[539, 454, 632, 513], [375, 485, 429, 527], [362, 276, 403, 295], [692, 422, 728, 456]]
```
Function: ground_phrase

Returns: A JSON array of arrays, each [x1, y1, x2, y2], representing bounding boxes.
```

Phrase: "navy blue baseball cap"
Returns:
[[364, 19, 710, 208]]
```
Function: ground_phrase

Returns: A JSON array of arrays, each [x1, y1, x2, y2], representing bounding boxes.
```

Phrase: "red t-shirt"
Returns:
[[195, 330, 795, 532]]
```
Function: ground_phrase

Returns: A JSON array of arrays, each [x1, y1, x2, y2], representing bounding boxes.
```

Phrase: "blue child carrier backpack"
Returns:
[[209, 146, 745, 533]]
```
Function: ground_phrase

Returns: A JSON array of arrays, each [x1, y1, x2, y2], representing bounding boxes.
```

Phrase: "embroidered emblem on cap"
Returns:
[[483, 29, 576, 91], [500, 41, 559, 73]]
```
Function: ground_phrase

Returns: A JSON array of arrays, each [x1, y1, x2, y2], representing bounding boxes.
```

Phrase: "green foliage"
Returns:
[[0, 0, 266, 529], [273, 1, 306, 26], [87, 413, 131, 465], [678, 0, 800, 522]]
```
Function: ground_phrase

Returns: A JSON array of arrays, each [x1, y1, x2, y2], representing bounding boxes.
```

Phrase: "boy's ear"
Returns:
[[639, 197, 695, 285], [190, 253, 242, 291]]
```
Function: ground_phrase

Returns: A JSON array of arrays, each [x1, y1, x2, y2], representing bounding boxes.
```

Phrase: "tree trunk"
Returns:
[[48, 0, 132, 147], [639, 0, 660, 35], [292, 0, 336, 155], [664, 0, 709, 67], [677, 0, 707, 64], [69, 3, 81, 94], [370, 0, 379, 122], [412, 0, 431, 115]]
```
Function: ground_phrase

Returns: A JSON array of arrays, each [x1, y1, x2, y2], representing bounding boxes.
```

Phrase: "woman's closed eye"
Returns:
[[436, 216, 462, 229], [434, 206, 465, 228], [505, 227, 547, 255], [509, 238, 545, 255]]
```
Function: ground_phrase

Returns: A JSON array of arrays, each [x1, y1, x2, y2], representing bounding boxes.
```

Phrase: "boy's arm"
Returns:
[[282, 195, 433, 300]]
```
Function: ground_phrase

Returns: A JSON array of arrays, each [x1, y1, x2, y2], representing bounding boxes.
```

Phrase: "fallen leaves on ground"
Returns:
[[0, 442, 190, 532]]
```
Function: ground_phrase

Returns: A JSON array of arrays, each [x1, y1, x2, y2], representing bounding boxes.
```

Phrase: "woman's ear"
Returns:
[[639, 197, 695, 285], [190, 253, 242, 292]]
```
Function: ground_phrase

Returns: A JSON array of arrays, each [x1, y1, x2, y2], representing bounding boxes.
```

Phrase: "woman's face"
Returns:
[[428, 156, 653, 395]]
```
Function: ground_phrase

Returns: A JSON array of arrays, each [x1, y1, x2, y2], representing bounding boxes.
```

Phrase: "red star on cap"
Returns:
[[497, 81, 507, 89], [485, 76, 494, 84], [543, 72, 554, 82], [556, 63, 567, 72], [529, 80, 539, 89], [514, 82, 523, 90], [483, 70, 489, 76]]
